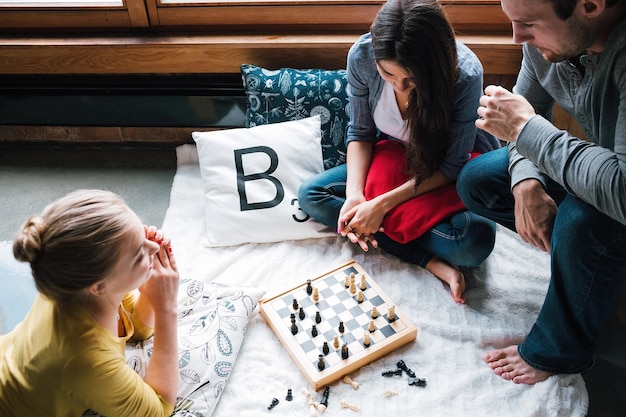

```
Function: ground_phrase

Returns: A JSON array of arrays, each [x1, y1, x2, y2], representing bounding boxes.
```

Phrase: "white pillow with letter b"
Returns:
[[192, 115, 335, 247]]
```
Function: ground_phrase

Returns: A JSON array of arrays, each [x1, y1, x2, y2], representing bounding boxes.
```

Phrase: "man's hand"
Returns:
[[513, 180, 558, 253], [476, 85, 536, 142]]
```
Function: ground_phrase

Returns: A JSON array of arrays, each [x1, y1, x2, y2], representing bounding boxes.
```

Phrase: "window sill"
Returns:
[[0, 32, 521, 75]]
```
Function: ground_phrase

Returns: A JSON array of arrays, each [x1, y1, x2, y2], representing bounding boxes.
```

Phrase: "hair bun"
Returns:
[[13, 216, 45, 264]]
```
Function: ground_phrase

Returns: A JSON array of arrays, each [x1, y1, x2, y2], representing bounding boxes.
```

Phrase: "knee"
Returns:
[[457, 159, 483, 209], [551, 196, 615, 254], [457, 148, 508, 210], [464, 219, 496, 266], [442, 213, 496, 267], [297, 176, 316, 213]]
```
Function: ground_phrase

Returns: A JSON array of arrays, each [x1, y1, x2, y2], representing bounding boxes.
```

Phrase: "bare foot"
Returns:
[[483, 345, 554, 384], [425, 256, 465, 303]]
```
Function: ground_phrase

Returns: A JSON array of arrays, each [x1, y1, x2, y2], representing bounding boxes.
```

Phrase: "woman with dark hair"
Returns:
[[298, 0, 498, 303]]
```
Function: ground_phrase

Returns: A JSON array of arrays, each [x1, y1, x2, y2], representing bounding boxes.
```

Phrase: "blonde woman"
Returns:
[[0, 189, 179, 416]]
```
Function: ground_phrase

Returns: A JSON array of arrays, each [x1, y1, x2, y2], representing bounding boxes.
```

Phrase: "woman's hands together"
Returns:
[[338, 196, 384, 252], [141, 226, 180, 314]]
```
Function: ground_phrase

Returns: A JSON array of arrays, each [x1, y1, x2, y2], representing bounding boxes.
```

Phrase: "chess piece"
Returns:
[[306, 279, 313, 295], [360, 274, 367, 290], [349, 279, 357, 295], [302, 389, 320, 416], [292, 298, 299, 310], [291, 321, 298, 335], [368, 320, 375, 332], [382, 368, 403, 377], [341, 343, 349, 359], [313, 287, 320, 303], [383, 390, 397, 397], [371, 306, 378, 319], [342, 375, 360, 390], [322, 341, 330, 355], [344, 274, 351, 288], [268, 398, 279, 410], [338, 321, 345, 334], [299, 307, 305, 320], [333, 335, 340, 349], [340, 399, 360, 411], [318, 386, 330, 413], [387, 305, 396, 321], [357, 291, 364, 303], [318, 354, 326, 371], [311, 325, 318, 337], [315, 310, 322, 324], [397, 360, 416, 377], [408, 377, 427, 387], [363, 330, 371, 347], [286, 388, 293, 401]]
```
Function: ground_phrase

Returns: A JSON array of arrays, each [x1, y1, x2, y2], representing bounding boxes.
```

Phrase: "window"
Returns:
[[0, 0, 509, 33], [0, 0, 123, 6]]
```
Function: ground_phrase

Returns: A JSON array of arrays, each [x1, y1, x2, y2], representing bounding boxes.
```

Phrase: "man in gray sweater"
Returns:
[[457, 0, 626, 384]]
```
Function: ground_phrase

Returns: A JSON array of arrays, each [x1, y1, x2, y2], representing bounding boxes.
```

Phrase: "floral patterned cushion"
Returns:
[[113, 280, 263, 417], [240, 64, 349, 170]]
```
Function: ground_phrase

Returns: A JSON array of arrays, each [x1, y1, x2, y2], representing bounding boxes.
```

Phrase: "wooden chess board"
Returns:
[[259, 260, 418, 390]]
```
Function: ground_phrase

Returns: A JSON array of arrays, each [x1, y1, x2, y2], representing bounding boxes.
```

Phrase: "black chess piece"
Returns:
[[322, 341, 330, 355], [291, 321, 298, 335], [338, 321, 345, 333], [320, 386, 330, 408], [318, 354, 326, 371], [306, 279, 313, 295], [285, 388, 293, 401], [397, 360, 416, 377], [311, 325, 318, 337], [315, 310, 322, 324], [382, 369, 403, 377], [298, 307, 305, 320], [268, 398, 279, 410], [292, 298, 299, 310], [341, 343, 349, 359], [408, 377, 427, 387]]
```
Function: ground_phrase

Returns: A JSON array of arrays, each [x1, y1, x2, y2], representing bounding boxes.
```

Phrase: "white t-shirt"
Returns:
[[372, 81, 410, 143]]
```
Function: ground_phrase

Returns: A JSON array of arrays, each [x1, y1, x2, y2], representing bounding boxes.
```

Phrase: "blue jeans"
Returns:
[[298, 164, 496, 268], [457, 147, 626, 373]]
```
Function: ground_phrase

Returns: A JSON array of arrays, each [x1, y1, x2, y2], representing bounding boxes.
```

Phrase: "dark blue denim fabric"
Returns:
[[457, 148, 626, 373], [298, 163, 496, 268]]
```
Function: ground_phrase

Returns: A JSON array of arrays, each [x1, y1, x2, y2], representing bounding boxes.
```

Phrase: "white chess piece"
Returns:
[[340, 399, 360, 411], [342, 375, 360, 390]]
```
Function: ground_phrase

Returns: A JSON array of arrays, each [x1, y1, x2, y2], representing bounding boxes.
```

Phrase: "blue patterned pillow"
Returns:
[[240, 64, 349, 170]]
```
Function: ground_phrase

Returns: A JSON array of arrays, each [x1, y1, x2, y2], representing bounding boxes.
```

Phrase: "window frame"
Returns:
[[0, 0, 510, 33], [0, 0, 150, 30]]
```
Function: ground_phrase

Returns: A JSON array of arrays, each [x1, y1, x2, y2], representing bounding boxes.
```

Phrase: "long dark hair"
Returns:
[[371, 0, 458, 184]]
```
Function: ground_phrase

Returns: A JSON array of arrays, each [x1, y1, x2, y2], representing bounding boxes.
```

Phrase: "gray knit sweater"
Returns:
[[509, 18, 626, 225]]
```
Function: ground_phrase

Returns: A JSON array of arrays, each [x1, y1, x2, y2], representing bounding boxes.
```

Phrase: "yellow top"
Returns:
[[0, 293, 174, 417]]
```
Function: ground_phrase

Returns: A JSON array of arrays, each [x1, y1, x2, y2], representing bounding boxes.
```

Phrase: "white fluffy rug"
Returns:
[[163, 145, 588, 417]]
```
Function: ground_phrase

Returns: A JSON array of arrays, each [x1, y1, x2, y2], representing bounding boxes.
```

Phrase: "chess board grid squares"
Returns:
[[258, 260, 418, 389], [305, 337, 372, 366]]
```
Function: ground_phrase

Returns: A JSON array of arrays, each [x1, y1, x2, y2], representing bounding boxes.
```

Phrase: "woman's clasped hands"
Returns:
[[142, 225, 179, 313], [337, 197, 385, 252]]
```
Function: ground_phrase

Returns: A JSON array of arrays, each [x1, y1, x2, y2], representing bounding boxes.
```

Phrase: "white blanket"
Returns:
[[163, 145, 588, 417]]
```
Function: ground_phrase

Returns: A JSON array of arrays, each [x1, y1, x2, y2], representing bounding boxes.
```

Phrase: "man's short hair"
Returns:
[[548, 0, 622, 20]]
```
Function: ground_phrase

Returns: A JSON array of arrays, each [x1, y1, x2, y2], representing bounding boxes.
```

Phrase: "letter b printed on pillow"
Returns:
[[234, 146, 284, 211], [192, 116, 336, 247]]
